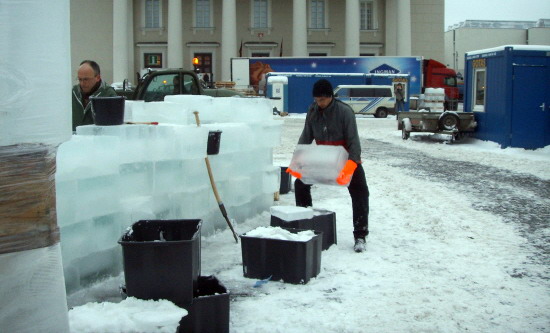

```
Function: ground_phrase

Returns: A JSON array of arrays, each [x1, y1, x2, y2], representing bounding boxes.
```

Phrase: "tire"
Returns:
[[375, 107, 388, 118], [439, 113, 460, 130], [401, 126, 410, 140]]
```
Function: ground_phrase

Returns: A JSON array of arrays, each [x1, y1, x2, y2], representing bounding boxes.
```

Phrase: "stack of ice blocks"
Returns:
[[56, 96, 282, 293]]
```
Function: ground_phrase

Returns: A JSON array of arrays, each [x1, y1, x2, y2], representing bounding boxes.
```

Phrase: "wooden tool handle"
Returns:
[[193, 111, 200, 127]]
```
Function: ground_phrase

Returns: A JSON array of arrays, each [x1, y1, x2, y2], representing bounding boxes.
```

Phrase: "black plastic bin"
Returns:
[[118, 219, 202, 306], [279, 166, 291, 195], [177, 275, 230, 333], [90, 96, 125, 126], [240, 228, 322, 284], [271, 208, 336, 251], [207, 130, 222, 155]]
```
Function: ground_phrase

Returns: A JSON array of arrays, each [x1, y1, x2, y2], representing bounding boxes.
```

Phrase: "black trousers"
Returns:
[[294, 164, 370, 239]]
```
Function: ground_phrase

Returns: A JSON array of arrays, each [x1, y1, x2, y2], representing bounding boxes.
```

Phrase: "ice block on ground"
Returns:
[[270, 206, 314, 221]]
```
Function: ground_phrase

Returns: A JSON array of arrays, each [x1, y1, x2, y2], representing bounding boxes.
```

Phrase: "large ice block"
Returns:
[[288, 144, 349, 186], [270, 206, 314, 221]]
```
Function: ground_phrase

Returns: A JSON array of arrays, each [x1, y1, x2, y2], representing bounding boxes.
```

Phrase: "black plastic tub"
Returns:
[[207, 130, 222, 155], [177, 275, 230, 333], [271, 208, 336, 251], [91, 96, 125, 126], [118, 219, 202, 306], [240, 227, 322, 284]]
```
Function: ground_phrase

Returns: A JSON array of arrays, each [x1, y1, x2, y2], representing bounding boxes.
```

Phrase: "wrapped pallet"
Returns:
[[0, 0, 72, 331]]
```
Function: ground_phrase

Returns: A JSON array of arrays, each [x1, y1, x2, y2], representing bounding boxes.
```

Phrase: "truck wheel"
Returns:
[[375, 108, 388, 118], [401, 126, 410, 140], [439, 113, 460, 130]]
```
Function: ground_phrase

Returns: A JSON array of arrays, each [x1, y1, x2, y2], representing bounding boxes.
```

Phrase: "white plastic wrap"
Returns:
[[0, 0, 72, 146], [0, 244, 70, 333], [0, 0, 72, 331]]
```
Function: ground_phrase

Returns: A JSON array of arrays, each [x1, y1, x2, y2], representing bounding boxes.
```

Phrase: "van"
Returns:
[[333, 85, 396, 118]]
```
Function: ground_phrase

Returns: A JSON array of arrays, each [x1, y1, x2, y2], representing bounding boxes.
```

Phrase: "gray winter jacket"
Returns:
[[298, 99, 362, 163]]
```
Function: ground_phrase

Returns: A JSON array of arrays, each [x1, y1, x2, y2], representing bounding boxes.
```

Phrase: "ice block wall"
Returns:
[[56, 96, 282, 293], [0, 0, 72, 332]]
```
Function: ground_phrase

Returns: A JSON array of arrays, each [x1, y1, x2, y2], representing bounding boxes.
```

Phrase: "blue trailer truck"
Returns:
[[265, 72, 410, 117], [231, 56, 459, 112]]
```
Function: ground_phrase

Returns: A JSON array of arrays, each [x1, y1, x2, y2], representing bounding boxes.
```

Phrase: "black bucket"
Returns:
[[207, 130, 222, 155], [91, 96, 125, 126]]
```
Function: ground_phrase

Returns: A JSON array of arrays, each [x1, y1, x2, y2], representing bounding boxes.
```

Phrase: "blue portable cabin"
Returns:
[[464, 45, 550, 149], [265, 72, 410, 113]]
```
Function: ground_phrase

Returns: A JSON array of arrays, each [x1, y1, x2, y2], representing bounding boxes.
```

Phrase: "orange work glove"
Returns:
[[286, 167, 302, 179], [336, 160, 357, 185]]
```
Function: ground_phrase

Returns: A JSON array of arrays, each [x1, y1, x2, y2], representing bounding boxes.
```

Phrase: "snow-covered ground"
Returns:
[[68, 114, 550, 333]]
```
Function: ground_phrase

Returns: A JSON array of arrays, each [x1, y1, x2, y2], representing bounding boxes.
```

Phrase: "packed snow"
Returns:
[[243, 226, 316, 242], [67, 114, 550, 333], [68, 297, 186, 333]]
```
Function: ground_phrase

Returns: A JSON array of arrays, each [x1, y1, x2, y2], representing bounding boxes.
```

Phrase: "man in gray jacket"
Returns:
[[71, 60, 117, 131], [294, 79, 370, 252]]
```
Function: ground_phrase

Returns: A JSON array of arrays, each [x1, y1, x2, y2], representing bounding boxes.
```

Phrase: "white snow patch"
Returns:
[[68, 297, 186, 333], [244, 226, 316, 242]]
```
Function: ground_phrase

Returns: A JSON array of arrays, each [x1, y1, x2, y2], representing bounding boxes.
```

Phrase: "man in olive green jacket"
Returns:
[[72, 60, 117, 131]]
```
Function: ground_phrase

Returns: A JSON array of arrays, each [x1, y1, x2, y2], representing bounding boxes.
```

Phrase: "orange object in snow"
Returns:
[[336, 160, 357, 186]]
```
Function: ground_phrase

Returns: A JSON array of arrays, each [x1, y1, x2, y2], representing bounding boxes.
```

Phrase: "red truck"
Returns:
[[423, 59, 459, 110]]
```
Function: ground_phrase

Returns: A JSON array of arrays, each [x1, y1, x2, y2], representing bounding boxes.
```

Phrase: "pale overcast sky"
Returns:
[[445, 0, 550, 29]]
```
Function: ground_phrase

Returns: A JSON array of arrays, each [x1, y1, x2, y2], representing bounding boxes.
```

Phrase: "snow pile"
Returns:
[[244, 226, 316, 242], [68, 297, 186, 333]]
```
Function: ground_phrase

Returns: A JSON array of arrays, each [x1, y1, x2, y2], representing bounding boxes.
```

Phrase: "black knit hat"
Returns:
[[312, 79, 333, 97]]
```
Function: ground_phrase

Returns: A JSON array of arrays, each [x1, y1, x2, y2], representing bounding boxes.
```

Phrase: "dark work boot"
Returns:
[[353, 238, 366, 253]]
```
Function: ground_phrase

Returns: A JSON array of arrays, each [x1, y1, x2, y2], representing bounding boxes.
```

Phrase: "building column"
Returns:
[[167, 0, 183, 68], [113, 0, 129, 82], [396, 0, 412, 56], [293, 0, 308, 56], [221, 0, 237, 81], [345, 0, 360, 56], [126, 1, 134, 82], [385, 0, 397, 55]]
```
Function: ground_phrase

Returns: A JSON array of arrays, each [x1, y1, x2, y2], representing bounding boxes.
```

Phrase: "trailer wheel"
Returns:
[[375, 108, 388, 118], [452, 132, 464, 141], [439, 113, 460, 130]]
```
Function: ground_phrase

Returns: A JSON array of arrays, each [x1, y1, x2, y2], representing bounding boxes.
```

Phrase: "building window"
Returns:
[[310, 0, 326, 29], [144, 53, 163, 68], [145, 0, 161, 28], [309, 53, 327, 56], [473, 68, 486, 111], [196, 0, 211, 28], [193, 53, 212, 75], [360, 1, 373, 30], [253, 0, 269, 28]]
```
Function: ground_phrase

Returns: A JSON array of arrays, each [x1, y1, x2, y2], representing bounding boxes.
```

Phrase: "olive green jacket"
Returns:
[[72, 80, 117, 131]]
